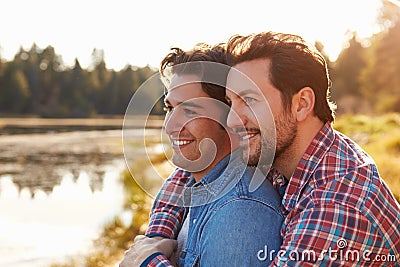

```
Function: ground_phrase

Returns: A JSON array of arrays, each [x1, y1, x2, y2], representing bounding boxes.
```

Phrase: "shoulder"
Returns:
[[208, 165, 282, 216], [236, 166, 283, 211], [203, 167, 284, 236], [310, 129, 382, 208], [210, 196, 284, 225], [200, 199, 283, 266], [203, 167, 284, 233]]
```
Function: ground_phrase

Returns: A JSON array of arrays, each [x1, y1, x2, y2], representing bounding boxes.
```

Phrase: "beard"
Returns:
[[274, 111, 297, 158], [241, 112, 297, 167]]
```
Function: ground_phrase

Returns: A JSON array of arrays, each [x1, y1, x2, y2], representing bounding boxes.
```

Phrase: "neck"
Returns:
[[192, 170, 209, 182], [273, 117, 324, 179]]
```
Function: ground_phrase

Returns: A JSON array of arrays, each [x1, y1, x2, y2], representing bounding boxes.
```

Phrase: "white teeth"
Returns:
[[173, 140, 192, 146], [241, 133, 256, 141]]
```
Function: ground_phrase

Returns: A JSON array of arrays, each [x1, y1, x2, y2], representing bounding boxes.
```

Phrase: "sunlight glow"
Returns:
[[0, 0, 383, 70]]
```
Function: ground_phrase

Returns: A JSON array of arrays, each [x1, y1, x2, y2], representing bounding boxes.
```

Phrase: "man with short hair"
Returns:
[[224, 31, 400, 266]]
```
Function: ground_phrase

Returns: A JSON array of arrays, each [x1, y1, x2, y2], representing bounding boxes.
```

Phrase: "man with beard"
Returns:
[[224, 31, 400, 266], [123, 32, 400, 266]]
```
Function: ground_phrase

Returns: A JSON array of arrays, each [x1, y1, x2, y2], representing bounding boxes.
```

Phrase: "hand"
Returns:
[[119, 235, 178, 267]]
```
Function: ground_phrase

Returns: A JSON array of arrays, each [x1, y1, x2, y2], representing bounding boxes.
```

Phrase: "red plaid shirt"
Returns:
[[144, 122, 400, 266]]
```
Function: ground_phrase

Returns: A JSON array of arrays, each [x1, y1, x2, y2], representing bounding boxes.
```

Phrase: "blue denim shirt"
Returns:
[[179, 152, 284, 266]]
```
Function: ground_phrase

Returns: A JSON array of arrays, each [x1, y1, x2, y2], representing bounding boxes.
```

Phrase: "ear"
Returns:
[[292, 87, 315, 122]]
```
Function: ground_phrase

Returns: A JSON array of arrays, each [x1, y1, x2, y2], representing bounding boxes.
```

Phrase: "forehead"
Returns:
[[167, 74, 210, 102], [226, 59, 270, 97]]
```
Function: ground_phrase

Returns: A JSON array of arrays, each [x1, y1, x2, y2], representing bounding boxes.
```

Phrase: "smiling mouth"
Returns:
[[171, 139, 194, 147], [240, 133, 258, 141], [236, 130, 260, 142]]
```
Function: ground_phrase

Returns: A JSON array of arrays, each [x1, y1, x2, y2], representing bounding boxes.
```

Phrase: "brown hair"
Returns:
[[226, 32, 336, 122], [160, 43, 230, 106]]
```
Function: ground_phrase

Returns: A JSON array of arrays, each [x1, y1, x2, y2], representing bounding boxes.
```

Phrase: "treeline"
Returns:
[[1, 2, 399, 117], [0, 46, 163, 117]]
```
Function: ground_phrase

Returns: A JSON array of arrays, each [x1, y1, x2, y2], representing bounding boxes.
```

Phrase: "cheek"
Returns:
[[185, 119, 212, 136], [267, 93, 285, 117], [230, 104, 253, 122], [244, 104, 264, 124], [250, 103, 276, 136], [195, 119, 224, 137]]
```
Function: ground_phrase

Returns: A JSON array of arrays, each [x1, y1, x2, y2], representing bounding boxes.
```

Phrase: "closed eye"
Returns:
[[183, 108, 198, 116]]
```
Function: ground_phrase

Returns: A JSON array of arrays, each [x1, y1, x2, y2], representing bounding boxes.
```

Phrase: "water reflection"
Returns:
[[0, 162, 125, 267]]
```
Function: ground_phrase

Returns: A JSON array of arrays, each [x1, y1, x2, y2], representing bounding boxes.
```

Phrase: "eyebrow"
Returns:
[[227, 88, 259, 98], [164, 99, 205, 109]]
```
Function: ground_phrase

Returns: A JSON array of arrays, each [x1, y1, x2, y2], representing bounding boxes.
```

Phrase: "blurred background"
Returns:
[[0, 0, 399, 266]]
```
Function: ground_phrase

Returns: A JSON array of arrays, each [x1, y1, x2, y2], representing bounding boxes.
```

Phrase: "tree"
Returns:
[[331, 33, 367, 99], [116, 65, 136, 114], [62, 59, 96, 117], [89, 49, 112, 114], [21, 44, 41, 113], [38, 46, 64, 116], [360, 0, 400, 112], [0, 63, 31, 113], [0, 43, 158, 117]]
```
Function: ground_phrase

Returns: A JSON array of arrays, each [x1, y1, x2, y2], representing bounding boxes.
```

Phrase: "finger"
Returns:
[[124, 243, 136, 254], [124, 247, 133, 255]]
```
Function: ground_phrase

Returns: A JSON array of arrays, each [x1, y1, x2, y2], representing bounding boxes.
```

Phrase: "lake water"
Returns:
[[0, 124, 161, 267]]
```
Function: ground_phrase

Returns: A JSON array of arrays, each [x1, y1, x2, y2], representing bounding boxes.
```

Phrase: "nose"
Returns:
[[164, 109, 185, 136], [227, 101, 247, 130]]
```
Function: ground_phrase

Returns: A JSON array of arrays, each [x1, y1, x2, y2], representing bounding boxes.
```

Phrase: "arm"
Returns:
[[200, 199, 283, 266], [146, 168, 191, 238], [270, 203, 388, 267]]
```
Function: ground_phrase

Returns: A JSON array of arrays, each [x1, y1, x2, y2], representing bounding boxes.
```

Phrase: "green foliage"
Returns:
[[331, 34, 366, 99], [0, 64, 30, 113], [0, 45, 157, 117]]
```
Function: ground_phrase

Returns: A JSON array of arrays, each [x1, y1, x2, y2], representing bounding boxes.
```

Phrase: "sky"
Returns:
[[0, 0, 387, 71]]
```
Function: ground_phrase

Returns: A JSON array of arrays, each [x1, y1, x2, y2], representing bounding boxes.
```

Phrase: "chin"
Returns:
[[171, 156, 187, 169], [172, 155, 205, 172], [240, 147, 260, 166], [246, 156, 260, 166]]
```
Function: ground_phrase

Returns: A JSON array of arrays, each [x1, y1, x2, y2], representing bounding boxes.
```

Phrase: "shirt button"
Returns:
[[193, 218, 197, 224]]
